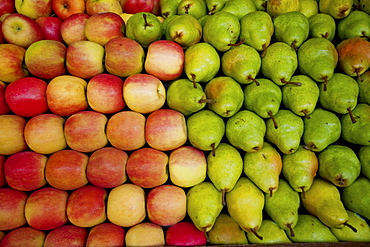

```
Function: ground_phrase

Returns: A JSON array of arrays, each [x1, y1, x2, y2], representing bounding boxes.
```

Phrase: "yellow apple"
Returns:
[[0, 114, 27, 155], [125, 222, 165, 246], [15, 0, 52, 19]]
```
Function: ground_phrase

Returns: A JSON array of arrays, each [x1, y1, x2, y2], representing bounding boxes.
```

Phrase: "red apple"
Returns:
[[84, 12, 124, 46], [66, 185, 107, 228], [86, 147, 128, 188], [35, 16, 63, 42], [151, 0, 161, 15], [107, 183, 146, 227], [15, 0, 52, 19], [1, 13, 43, 48], [44, 225, 88, 247], [24, 114, 67, 154], [145, 40, 185, 81], [147, 185, 187, 226], [52, 0, 86, 20], [66, 40, 105, 79], [5, 76, 48, 118], [87, 73, 125, 114], [0, 226, 45, 247], [165, 221, 208, 246], [60, 12, 89, 45], [4, 151, 47, 191], [86, 223, 125, 247], [0, 0, 15, 17], [0, 114, 27, 156], [121, 0, 154, 14], [0, 188, 28, 231], [105, 36, 145, 77], [169, 146, 207, 188], [0, 81, 10, 114], [25, 187, 69, 231], [46, 75, 88, 117], [0, 21, 5, 44], [125, 222, 165, 246], [106, 110, 146, 151], [123, 73, 166, 114], [64, 111, 108, 153], [45, 149, 89, 191], [0, 43, 28, 83], [145, 108, 187, 151], [25, 40, 67, 80], [0, 155, 6, 187], [126, 147, 169, 188], [86, 0, 123, 15]]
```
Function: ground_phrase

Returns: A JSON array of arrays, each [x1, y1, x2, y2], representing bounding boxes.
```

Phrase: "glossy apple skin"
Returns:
[[87, 73, 125, 114], [52, 0, 86, 20], [87, 147, 128, 188], [0, 188, 28, 231], [25, 187, 69, 231], [0, 81, 10, 114], [106, 110, 146, 151], [0, 114, 27, 156], [4, 151, 47, 191], [66, 185, 107, 228], [0, 43, 28, 83], [43, 225, 88, 247], [15, 0, 52, 19], [5, 77, 48, 118], [86, 0, 123, 15], [0, 226, 45, 247], [121, 0, 154, 14], [86, 223, 125, 247], [125, 222, 165, 246], [165, 221, 208, 246], [126, 147, 169, 188], [0, 0, 15, 17], [25, 39, 67, 80], [60, 12, 89, 45], [45, 149, 89, 191], [1, 13, 43, 48], [35, 16, 63, 42]]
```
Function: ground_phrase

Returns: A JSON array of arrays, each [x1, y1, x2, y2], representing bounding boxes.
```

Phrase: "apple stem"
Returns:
[[268, 111, 278, 129], [281, 78, 302, 86], [347, 107, 357, 124], [287, 223, 295, 237]]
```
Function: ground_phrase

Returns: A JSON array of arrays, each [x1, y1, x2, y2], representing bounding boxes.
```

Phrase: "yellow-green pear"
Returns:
[[330, 210, 370, 241], [247, 220, 292, 244], [266, 0, 299, 18], [319, 0, 353, 19]]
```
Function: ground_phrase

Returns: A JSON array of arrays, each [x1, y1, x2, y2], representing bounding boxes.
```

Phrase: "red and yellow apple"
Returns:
[[125, 222, 165, 246], [0, 81, 10, 115], [0, 43, 28, 83], [45, 149, 89, 191], [15, 0, 52, 19], [121, 0, 155, 14], [86, 0, 123, 15], [43, 225, 88, 247], [52, 0, 86, 20], [60, 12, 89, 45], [35, 16, 63, 42], [86, 223, 125, 247], [0, 114, 27, 156], [0, 188, 28, 231], [106, 110, 146, 151], [0, 0, 15, 17], [0, 226, 45, 247]]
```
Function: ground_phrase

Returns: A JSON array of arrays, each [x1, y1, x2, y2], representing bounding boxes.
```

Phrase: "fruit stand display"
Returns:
[[0, 0, 370, 246]]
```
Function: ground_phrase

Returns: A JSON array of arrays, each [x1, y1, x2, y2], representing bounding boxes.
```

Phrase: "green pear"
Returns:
[[221, 44, 261, 85], [286, 214, 338, 242], [342, 176, 370, 220], [165, 14, 202, 48], [177, 0, 207, 19], [220, 0, 256, 20], [186, 109, 225, 154], [247, 220, 292, 244], [282, 145, 318, 197], [318, 144, 361, 187], [207, 143, 243, 206], [341, 103, 370, 146], [205, 0, 229, 14], [338, 10, 370, 40], [330, 210, 370, 242], [282, 74, 320, 118], [204, 76, 244, 118], [184, 42, 220, 85], [125, 12, 163, 48], [319, 73, 359, 119], [359, 146, 370, 179], [198, 14, 211, 27], [302, 178, 356, 231], [187, 181, 224, 233], [299, 0, 319, 18], [203, 11, 240, 52], [244, 142, 282, 196], [261, 42, 300, 86], [161, 0, 182, 18], [239, 10, 274, 54], [265, 109, 304, 154], [308, 13, 336, 41], [243, 78, 282, 128], [298, 37, 338, 90], [302, 108, 341, 152], [319, 0, 354, 19], [166, 78, 211, 116], [226, 110, 266, 153], [226, 177, 265, 241], [360, 0, 370, 14], [357, 70, 370, 104], [266, 0, 300, 18], [264, 179, 300, 237], [207, 214, 249, 244], [253, 0, 268, 11], [273, 11, 310, 50]]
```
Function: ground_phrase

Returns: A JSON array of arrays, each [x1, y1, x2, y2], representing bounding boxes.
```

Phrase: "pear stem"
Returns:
[[260, 43, 268, 58], [142, 13, 151, 28], [268, 111, 278, 129], [228, 38, 245, 47], [291, 40, 298, 51], [347, 107, 357, 124], [301, 109, 311, 119], [190, 74, 197, 88], [221, 189, 226, 206], [269, 187, 275, 197], [344, 222, 358, 233], [199, 98, 215, 104], [300, 186, 306, 200], [355, 68, 364, 82], [208, 5, 217, 15], [323, 76, 329, 91], [211, 143, 216, 157], [321, 32, 329, 39], [250, 228, 263, 240], [286, 223, 295, 237], [303, 143, 317, 151], [248, 75, 260, 86], [281, 78, 302, 86]]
